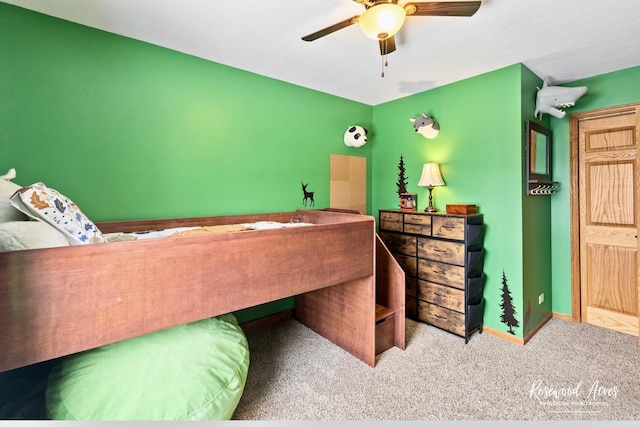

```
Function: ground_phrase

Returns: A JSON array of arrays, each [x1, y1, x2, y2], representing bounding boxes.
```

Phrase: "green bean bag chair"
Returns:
[[45, 314, 249, 420]]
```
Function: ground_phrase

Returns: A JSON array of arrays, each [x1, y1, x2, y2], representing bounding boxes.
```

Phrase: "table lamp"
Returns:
[[417, 163, 445, 212]]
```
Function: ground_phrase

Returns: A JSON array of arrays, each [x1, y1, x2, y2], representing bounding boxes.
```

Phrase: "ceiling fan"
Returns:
[[302, 0, 481, 75]]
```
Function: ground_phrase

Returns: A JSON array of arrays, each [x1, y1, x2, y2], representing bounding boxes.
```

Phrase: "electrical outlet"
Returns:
[[538, 293, 544, 304]]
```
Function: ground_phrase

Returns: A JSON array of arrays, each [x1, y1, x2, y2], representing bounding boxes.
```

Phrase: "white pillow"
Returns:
[[0, 221, 70, 251], [10, 182, 104, 245], [0, 168, 29, 222]]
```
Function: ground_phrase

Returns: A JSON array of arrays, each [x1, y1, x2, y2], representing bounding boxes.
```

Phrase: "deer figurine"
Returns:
[[301, 182, 315, 207]]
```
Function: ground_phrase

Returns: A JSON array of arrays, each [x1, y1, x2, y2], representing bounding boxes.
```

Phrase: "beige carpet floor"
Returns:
[[233, 317, 640, 421]]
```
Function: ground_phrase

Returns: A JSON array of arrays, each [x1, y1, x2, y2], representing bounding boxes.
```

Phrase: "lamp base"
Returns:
[[424, 186, 438, 212]]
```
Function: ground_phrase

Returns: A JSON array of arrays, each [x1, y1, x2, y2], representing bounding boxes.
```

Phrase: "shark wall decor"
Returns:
[[534, 81, 587, 119]]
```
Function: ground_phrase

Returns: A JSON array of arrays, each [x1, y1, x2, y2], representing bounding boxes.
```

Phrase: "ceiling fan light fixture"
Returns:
[[358, 3, 406, 40]]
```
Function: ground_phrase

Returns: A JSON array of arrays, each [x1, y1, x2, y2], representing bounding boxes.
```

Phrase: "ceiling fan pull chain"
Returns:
[[380, 37, 389, 78], [381, 52, 389, 78]]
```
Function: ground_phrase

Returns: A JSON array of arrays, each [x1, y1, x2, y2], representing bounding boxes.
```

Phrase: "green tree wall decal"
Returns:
[[499, 270, 520, 335], [396, 155, 408, 197]]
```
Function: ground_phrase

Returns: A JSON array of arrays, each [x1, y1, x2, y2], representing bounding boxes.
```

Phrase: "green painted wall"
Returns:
[[0, 3, 373, 323], [549, 65, 640, 316], [371, 64, 528, 337], [520, 67, 553, 336]]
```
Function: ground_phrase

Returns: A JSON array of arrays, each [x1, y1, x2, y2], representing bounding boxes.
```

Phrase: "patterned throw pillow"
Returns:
[[10, 182, 104, 245]]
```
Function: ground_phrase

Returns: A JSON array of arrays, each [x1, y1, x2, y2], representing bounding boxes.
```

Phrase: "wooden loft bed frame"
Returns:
[[0, 209, 404, 372]]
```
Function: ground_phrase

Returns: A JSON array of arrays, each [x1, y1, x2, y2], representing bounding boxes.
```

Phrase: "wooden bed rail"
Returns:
[[0, 209, 389, 371]]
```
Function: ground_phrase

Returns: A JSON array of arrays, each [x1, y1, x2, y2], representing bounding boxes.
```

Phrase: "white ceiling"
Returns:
[[6, 0, 640, 105]]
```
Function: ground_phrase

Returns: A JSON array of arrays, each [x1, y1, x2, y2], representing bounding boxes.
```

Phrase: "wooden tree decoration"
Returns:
[[396, 155, 408, 196], [500, 270, 520, 335]]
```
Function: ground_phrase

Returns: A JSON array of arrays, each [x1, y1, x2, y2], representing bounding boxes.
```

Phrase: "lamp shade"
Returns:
[[358, 3, 406, 40], [417, 163, 445, 187]]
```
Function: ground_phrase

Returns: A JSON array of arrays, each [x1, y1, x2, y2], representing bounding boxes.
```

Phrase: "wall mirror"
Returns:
[[525, 120, 557, 196]]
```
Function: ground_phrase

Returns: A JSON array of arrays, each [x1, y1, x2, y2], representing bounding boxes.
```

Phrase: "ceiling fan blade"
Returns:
[[404, 1, 481, 17], [302, 16, 359, 41], [379, 36, 396, 56]]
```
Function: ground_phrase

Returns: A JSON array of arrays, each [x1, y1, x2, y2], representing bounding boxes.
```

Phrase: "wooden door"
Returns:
[[572, 104, 639, 337]]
